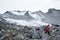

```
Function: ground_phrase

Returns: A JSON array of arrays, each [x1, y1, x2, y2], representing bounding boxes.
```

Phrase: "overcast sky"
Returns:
[[0, 0, 60, 13]]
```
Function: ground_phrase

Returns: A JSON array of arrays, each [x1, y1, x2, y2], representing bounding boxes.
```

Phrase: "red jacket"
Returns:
[[45, 25, 50, 32]]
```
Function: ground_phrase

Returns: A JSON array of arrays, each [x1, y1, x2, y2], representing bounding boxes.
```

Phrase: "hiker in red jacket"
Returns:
[[45, 25, 50, 36]]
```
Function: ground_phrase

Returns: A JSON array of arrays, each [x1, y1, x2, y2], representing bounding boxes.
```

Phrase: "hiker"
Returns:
[[45, 25, 51, 36]]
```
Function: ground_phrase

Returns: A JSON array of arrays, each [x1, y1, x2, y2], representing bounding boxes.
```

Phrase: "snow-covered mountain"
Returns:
[[0, 10, 48, 26], [0, 9, 60, 26], [2, 11, 35, 21], [42, 8, 60, 25]]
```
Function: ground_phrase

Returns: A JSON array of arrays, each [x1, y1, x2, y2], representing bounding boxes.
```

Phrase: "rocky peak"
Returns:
[[4, 11, 13, 15]]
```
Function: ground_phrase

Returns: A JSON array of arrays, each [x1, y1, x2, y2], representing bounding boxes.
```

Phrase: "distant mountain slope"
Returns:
[[31, 11, 45, 19], [42, 8, 60, 25]]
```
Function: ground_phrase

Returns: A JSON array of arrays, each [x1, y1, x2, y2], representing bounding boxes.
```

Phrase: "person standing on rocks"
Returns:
[[45, 25, 51, 36]]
